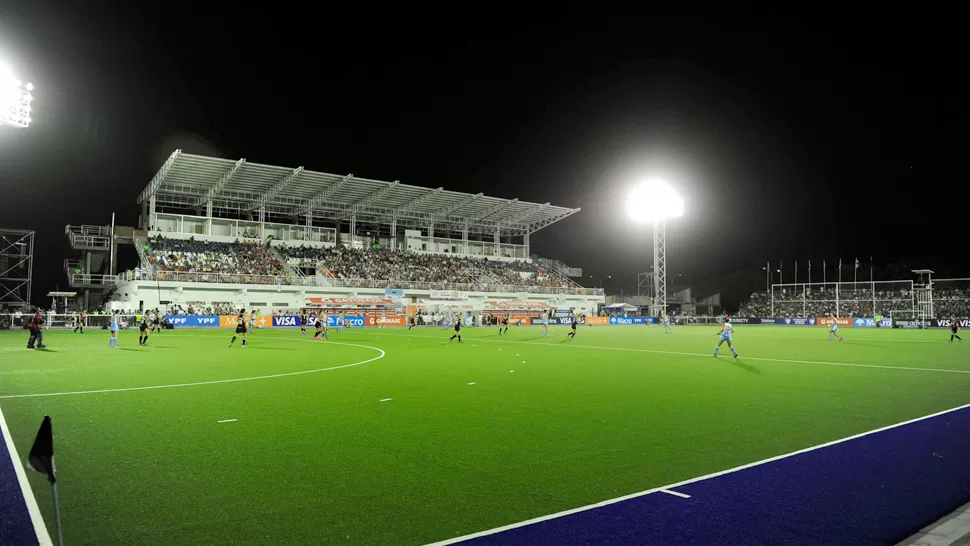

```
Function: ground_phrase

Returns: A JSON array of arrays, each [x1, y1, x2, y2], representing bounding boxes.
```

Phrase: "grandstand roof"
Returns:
[[138, 150, 581, 236]]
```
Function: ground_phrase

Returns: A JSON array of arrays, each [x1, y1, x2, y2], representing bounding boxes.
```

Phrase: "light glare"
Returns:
[[626, 179, 685, 223]]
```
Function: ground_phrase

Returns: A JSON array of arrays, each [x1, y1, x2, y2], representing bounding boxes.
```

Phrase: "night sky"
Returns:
[[1, 7, 967, 309]]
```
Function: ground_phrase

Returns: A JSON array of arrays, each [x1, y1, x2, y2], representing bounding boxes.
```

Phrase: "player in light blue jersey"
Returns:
[[713, 317, 738, 358], [108, 310, 120, 348], [663, 314, 672, 334], [828, 318, 843, 342], [540, 312, 550, 337]]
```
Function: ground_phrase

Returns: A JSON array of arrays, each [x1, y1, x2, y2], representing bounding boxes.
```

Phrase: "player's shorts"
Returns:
[[571, 323, 578, 330], [153, 319, 160, 325], [139, 324, 148, 332], [720, 333, 733, 342], [953, 326, 959, 334], [830, 325, 838, 332], [541, 321, 548, 326], [235, 325, 247, 334], [664, 321, 670, 325]]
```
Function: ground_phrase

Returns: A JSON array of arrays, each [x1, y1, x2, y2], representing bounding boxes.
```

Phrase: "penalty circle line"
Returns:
[[0, 339, 385, 399]]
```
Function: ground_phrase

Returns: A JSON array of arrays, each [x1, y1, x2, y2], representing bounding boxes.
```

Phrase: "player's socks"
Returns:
[[229, 335, 236, 347], [731, 347, 738, 357], [713, 346, 720, 356], [242, 339, 246, 347]]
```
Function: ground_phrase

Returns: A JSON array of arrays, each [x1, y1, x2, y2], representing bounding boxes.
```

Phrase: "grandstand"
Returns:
[[69, 151, 604, 315]]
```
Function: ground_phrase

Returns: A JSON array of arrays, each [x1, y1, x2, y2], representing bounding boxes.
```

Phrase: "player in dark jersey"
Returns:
[[229, 309, 248, 348], [314, 316, 326, 340], [500, 313, 510, 335], [951, 316, 963, 343], [151, 309, 162, 334], [567, 316, 578, 339], [449, 319, 462, 344], [408, 314, 417, 330], [301, 312, 309, 336], [138, 315, 150, 346]]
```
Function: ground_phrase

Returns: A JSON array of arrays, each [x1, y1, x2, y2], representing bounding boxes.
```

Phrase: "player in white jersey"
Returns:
[[663, 314, 672, 334], [540, 312, 550, 337], [713, 317, 738, 358], [828, 317, 843, 342]]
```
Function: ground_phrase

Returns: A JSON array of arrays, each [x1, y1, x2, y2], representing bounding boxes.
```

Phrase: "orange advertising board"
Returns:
[[816, 317, 852, 327], [365, 315, 406, 327], [586, 316, 609, 325], [219, 315, 273, 328]]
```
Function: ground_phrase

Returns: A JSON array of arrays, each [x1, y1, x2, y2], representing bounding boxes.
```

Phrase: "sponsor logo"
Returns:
[[933, 318, 970, 328], [610, 317, 634, 325], [365, 315, 406, 327], [273, 316, 300, 327], [586, 316, 609, 325], [816, 317, 852, 327], [169, 315, 220, 327]]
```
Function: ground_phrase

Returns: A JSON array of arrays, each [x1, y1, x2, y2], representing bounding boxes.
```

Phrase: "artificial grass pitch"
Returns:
[[0, 324, 968, 545]]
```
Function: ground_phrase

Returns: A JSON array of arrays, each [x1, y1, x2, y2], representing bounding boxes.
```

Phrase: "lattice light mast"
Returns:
[[0, 62, 34, 128], [626, 179, 684, 317]]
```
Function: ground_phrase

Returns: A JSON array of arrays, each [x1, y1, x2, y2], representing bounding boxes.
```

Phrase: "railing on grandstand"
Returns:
[[70, 273, 119, 286], [127, 270, 604, 295], [65, 224, 111, 249]]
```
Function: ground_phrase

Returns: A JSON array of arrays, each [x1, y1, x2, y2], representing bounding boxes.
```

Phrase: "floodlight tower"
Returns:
[[0, 63, 34, 128], [626, 179, 684, 317]]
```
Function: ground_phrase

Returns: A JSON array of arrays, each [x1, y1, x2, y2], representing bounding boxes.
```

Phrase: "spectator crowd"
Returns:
[[146, 236, 287, 285], [276, 245, 572, 291], [738, 287, 970, 319]]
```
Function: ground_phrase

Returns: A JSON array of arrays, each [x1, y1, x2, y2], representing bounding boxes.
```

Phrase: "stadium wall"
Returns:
[[106, 280, 604, 315]]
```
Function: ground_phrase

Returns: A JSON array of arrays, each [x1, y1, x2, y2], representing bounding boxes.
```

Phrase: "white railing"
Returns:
[[123, 270, 604, 295], [70, 273, 119, 286], [132, 235, 157, 274]]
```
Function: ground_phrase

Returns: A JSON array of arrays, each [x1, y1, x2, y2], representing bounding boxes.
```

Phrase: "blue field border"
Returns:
[[435, 404, 970, 545], [0, 408, 50, 546]]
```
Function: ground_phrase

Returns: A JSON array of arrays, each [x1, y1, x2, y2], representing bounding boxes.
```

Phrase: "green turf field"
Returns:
[[1, 324, 968, 545]]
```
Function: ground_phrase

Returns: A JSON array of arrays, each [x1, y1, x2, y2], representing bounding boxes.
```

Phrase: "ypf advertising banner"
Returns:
[[167, 315, 220, 328]]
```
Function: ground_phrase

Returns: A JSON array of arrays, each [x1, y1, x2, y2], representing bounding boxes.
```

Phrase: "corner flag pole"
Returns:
[[27, 416, 63, 546]]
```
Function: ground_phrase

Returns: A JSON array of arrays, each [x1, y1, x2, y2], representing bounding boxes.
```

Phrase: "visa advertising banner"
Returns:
[[167, 315, 220, 328], [931, 318, 970, 328]]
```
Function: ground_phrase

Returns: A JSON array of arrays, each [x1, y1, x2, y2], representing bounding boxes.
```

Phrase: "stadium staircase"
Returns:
[[132, 234, 157, 276], [535, 256, 585, 288], [267, 246, 303, 284]]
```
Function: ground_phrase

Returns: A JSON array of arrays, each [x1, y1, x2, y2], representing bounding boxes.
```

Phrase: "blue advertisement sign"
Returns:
[[609, 316, 655, 325], [273, 316, 300, 327], [331, 315, 365, 327], [167, 315, 220, 328], [774, 318, 816, 326], [853, 317, 892, 328]]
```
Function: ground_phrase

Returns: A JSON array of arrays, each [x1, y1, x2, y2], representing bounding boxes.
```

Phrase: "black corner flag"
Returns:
[[27, 416, 55, 484]]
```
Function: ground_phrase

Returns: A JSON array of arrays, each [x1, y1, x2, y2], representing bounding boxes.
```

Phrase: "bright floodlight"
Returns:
[[626, 179, 684, 223], [1, 62, 34, 128]]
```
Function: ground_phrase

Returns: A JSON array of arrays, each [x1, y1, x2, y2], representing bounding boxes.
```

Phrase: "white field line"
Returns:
[[0, 340, 384, 399], [369, 332, 970, 376], [380, 398, 392, 402], [217, 419, 237, 423], [0, 407, 54, 546], [659, 489, 691, 499], [424, 400, 970, 545]]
